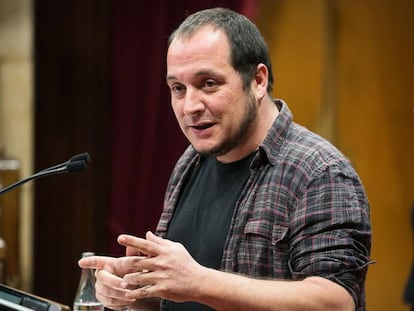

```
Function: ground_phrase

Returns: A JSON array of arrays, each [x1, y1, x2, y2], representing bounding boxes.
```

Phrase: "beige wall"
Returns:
[[0, 0, 33, 291], [257, 0, 414, 310]]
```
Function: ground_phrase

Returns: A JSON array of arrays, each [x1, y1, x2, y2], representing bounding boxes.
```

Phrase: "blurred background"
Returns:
[[0, 0, 413, 310]]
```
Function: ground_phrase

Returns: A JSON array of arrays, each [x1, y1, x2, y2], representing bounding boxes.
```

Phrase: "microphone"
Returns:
[[39, 152, 91, 173], [0, 152, 91, 195]]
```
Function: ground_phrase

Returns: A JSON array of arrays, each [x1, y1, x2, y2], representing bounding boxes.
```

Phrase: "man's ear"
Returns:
[[253, 63, 269, 101]]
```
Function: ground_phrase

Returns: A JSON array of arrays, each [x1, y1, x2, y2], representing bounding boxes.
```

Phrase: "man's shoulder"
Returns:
[[280, 122, 356, 177]]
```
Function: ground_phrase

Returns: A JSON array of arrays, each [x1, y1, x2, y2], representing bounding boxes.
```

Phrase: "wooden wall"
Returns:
[[257, 0, 414, 310]]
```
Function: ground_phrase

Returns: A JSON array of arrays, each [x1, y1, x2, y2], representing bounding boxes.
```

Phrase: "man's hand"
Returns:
[[117, 231, 206, 302], [78, 255, 140, 309]]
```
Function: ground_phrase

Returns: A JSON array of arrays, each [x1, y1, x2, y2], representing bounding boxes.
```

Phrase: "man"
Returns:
[[79, 7, 372, 311]]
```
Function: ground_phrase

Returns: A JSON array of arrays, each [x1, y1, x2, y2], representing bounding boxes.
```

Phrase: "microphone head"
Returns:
[[66, 160, 87, 173], [69, 152, 91, 165]]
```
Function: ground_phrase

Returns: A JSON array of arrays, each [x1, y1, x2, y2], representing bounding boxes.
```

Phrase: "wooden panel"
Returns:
[[257, 0, 414, 310], [0, 156, 21, 288], [335, 1, 414, 310], [256, 0, 325, 132]]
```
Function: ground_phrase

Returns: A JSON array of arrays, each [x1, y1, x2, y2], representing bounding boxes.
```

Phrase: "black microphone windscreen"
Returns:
[[69, 152, 91, 164], [66, 160, 87, 173]]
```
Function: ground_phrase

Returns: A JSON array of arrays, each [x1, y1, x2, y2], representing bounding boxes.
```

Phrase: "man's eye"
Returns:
[[203, 79, 217, 89], [171, 84, 185, 93]]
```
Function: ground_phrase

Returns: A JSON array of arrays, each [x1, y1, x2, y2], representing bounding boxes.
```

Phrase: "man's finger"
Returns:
[[96, 269, 124, 287], [126, 246, 141, 257], [145, 231, 170, 246], [117, 234, 160, 257], [125, 284, 157, 300], [113, 256, 148, 275], [78, 256, 115, 270]]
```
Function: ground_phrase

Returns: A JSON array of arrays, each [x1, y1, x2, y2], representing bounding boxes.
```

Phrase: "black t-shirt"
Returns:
[[163, 153, 253, 311]]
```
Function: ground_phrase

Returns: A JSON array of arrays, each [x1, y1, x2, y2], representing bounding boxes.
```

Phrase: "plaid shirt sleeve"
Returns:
[[221, 101, 372, 310], [288, 162, 371, 308]]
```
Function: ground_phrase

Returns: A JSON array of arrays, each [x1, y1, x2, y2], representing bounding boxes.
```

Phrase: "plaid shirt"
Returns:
[[156, 100, 372, 310]]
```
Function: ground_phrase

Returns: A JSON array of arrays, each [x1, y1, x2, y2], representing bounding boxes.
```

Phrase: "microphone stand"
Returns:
[[0, 152, 90, 311], [0, 152, 90, 196]]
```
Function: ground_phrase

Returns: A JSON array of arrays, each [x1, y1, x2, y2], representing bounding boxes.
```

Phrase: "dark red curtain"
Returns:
[[108, 0, 258, 255]]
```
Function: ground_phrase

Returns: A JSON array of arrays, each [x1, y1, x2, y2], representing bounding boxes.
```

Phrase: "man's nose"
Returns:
[[183, 88, 205, 115]]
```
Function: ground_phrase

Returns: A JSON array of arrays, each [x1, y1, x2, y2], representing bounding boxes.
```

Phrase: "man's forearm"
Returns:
[[194, 267, 355, 311]]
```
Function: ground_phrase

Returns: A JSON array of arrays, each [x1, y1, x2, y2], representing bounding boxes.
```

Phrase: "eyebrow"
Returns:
[[166, 75, 176, 83], [166, 69, 219, 83]]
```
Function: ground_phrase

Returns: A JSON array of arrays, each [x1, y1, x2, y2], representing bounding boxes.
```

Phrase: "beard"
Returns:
[[199, 90, 258, 158]]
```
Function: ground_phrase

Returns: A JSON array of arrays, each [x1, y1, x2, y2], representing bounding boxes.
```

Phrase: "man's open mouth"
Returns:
[[192, 123, 213, 130]]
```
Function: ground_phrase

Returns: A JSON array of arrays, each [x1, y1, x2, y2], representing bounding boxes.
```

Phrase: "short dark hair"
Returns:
[[168, 7, 274, 95]]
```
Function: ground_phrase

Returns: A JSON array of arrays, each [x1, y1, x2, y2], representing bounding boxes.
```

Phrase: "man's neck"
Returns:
[[216, 96, 278, 163]]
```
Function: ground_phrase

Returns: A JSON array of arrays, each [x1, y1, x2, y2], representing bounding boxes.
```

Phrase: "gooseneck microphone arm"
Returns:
[[0, 152, 91, 195]]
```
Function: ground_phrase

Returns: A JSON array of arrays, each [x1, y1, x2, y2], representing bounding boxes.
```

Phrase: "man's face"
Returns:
[[166, 26, 259, 162]]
